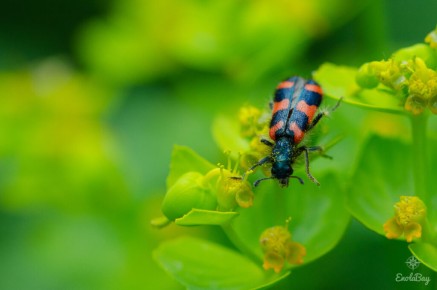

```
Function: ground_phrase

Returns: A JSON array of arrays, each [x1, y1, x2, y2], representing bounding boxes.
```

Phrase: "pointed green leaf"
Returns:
[[228, 172, 349, 265], [313, 63, 404, 114], [409, 242, 437, 271], [347, 136, 414, 235], [154, 236, 288, 290], [175, 209, 239, 226], [166, 146, 215, 189]]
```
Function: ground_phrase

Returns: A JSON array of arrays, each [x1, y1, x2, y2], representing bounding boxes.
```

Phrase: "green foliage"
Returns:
[[153, 27, 437, 289], [154, 236, 288, 290], [167, 146, 216, 189], [313, 63, 404, 114], [3, 1, 437, 289], [155, 26, 437, 288], [409, 242, 437, 271], [314, 27, 437, 274], [346, 136, 413, 234], [77, 0, 373, 85], [153, 102, 351, 288], [229, 173, 349, 264]]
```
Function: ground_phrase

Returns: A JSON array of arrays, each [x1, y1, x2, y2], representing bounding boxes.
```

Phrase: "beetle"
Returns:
[[249, 76, 341, 187]]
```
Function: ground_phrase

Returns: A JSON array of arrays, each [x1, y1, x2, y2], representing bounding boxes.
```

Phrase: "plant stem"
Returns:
[[410, 114, 429, 202]]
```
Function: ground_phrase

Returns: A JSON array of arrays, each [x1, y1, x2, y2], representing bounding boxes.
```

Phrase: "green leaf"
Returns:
[[252, 272, 290, 290], [313, 63, 404, 114], [153, 236, 289, 290], [175, 209, 239, 226], [212, 115, 250, 158], [166, 145, 215, 189], [228, 172, 349, 265], [347, 135, 414, 235], [409, 242, 437, 272]]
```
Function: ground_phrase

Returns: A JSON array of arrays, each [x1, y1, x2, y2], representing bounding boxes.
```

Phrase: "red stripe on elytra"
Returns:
[[304, 83, 323, 95], [289, 122, 304, 143], [296, 100, 318, 124], [269, 120, 284, 140], [272, 99, 290, 115], [276, 81, 294, 89]]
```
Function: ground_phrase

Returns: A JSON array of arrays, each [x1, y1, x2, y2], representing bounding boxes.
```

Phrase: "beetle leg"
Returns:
[[297, 146, 320, 186], [248, 156, 272, 172], [306, 112, 325, 131], [290, 175, 305, 185], [307, 97, 342, 131], [305, 145, 332, 159], [260, 138, 274, 147]]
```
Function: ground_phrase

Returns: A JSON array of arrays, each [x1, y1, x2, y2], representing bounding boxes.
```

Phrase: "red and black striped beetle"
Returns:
[[249, 76, 341, 187]]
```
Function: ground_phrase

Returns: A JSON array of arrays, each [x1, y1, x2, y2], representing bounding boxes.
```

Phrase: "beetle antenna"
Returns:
[[290, 175, 305, 185]]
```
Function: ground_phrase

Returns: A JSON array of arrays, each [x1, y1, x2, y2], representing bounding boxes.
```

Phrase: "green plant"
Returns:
[[151, 27, 437, 289], [313, 26, 437, 271]]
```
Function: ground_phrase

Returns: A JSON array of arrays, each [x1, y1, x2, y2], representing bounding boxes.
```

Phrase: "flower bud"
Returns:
[[356, 63, 380, 89], [161, 172, 217, 221]]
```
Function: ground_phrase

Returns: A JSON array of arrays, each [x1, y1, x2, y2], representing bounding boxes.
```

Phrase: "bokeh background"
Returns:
[[1, 0, 436, 289]]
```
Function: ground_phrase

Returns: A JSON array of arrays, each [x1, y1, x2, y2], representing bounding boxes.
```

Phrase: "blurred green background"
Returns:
[[1, 0, 436, 289]]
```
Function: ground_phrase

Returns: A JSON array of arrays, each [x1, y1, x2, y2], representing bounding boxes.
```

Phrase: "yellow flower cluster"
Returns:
[[238, 105, 272, 170], [259, 221, 306, 273], [383, 196, 427, 243], [356, 27, 437, 115]]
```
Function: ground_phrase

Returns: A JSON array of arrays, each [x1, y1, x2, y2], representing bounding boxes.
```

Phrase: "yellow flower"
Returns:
[[356, 28, 437, 115], [383, 196, 427, 243], [217, 171, 254, 209], [238, 105, 263, 138], [237, 104, 272, 170], [208, 152, 254, 211], [259, 221, 306, 273], [367, 59, 408, 91], [408, 58, 437, 100]]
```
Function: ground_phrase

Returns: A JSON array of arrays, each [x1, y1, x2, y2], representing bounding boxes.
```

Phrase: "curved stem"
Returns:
[[410, 114, 429, 203]]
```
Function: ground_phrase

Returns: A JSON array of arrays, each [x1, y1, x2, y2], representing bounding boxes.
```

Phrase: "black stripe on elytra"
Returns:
[[289, 110, 309, 131], [301, 90, 322, 106], [301, 80, 322, 106], [270, 110, 288, 128], [274, 87, 293, 102]]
